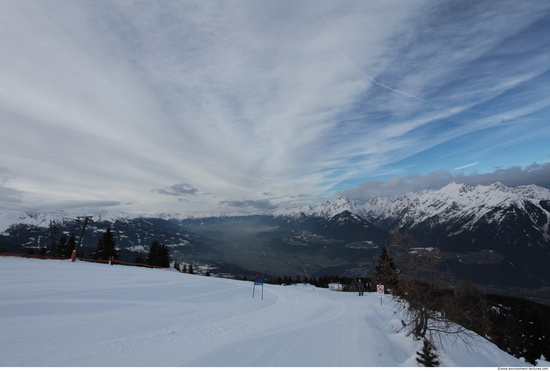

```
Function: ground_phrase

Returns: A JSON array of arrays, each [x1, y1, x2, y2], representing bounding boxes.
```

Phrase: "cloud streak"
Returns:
[[454, 162, 480, 171], [336, 162, 550, 202], [154, 183, 200, 197], [0, 1, 548, 214], [220, 199, 277, 211]]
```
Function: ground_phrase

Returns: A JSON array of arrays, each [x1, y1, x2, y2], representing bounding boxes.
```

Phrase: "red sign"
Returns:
[[377, 284, 384, 295]]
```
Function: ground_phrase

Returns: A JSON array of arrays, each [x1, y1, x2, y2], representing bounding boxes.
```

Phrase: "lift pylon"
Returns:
[[71, 216, 93, 262]]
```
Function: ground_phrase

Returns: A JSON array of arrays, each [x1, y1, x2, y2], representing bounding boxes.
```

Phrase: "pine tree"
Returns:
[[67, 234, 76, 258], [146, 240, 170, 268], [160, 245, 170, 268], [135, 254, 144, 264], [48, 220, 58, 256], [416, 339, 440, 367], [188, 263, 194, 274], [94, 228, 118, 261], [58, 234, 71, 258], [375, 245, 398, 289]]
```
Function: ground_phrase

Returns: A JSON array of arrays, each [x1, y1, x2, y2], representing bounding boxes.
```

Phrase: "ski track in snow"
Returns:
[[0, 257, 528, 367]]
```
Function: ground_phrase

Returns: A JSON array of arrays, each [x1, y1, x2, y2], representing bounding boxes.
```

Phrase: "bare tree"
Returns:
[[390, 231, 492, 347]]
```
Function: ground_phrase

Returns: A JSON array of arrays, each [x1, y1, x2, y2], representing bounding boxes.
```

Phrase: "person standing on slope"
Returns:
[[357, 279, 365, 296]]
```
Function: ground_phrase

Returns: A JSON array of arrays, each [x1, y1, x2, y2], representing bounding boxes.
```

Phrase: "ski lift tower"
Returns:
[[71, 216, 93, 262]]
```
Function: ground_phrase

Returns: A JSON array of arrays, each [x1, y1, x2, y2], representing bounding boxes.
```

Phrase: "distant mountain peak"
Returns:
[[361, 181, 550, 240], [276, 195, 357, 220]]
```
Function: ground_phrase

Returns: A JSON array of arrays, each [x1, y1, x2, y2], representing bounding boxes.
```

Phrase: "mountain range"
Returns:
[[1, 181, 549, 303]]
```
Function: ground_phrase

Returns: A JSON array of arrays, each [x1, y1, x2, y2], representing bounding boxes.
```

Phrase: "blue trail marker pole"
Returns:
[[253, 276, 264, 300]]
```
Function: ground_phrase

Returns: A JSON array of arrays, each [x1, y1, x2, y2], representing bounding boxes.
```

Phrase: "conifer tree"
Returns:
[[416, 339, 440, 367], [146, 240, 170, 268], [375, 245, 398, 289], [94, 228, 118, 261], [48, 220, 58, 256], [160, 246, 170, 268], [58, 234, 76, 258], [67, 234, 76, 258], [135, 254, 144, 264], [58, 234, 70, 258]]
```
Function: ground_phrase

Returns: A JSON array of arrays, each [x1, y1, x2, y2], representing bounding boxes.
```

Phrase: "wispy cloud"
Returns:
[[0, 1, 548, 214], [31, 200, 124, 211], [336, 162, 550, 202], [154, 183, 200, 197], [0, 167, 23, 203], [220, 199, 277, 211], [454, 162, 480, 171]]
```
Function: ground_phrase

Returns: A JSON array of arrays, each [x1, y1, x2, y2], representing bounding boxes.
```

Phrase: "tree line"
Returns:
[[24, 220, 78, 258], [35, 221, 198, 273], [275, 274, 376, 291], [92, 227, 175, 269]]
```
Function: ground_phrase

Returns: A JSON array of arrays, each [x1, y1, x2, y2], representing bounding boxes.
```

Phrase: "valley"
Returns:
[[1, 182, 549, 303]]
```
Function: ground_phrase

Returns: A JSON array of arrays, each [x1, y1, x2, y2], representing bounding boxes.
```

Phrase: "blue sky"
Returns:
[[0, 0, 549, 215]]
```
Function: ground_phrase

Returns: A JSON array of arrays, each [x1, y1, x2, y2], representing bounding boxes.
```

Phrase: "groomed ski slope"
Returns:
[[0, 257, 527, 367]]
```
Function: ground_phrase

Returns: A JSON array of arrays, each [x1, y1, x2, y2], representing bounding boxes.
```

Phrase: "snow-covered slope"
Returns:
[[0, 257, 530, 367]]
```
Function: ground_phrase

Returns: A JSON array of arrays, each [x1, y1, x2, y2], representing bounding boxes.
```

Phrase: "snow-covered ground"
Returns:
[[0, 257, 529, 367]]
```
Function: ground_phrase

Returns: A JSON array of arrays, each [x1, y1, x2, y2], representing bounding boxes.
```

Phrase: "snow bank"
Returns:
[[0, 257, 527, 367]]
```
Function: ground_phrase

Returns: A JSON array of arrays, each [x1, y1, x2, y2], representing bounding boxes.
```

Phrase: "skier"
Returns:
[[357, 279, 365, 296]]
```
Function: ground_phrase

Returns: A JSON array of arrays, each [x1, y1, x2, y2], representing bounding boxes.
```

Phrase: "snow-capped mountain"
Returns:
[[0, 208, 140, 233], [274, 182, 550, 298], [276, 182, 550, 248], [358, 182, 550, 280], [275, 196, 359, 220], [277, 182, 550, 246], [360, 182, 550, 238]]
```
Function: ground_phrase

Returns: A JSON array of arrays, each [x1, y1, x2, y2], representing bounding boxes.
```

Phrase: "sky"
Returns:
[[0, 0, 549, 215]]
